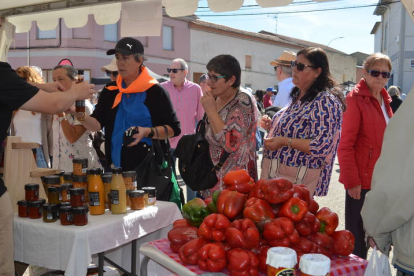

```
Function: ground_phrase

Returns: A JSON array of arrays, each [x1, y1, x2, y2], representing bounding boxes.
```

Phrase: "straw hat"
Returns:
[[101, 57, 117, 72], [270, 51, 296, 67]]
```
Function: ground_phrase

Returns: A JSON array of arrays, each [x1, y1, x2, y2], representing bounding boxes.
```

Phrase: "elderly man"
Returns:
[[161, 58, 204, 202], [270, 51, 296, 108]]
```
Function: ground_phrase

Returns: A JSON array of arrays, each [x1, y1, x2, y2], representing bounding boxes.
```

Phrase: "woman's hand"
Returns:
[[347, 185, 361, 200], [264, 136, 288, 151], [200, 90, 216, 114], [368, 237, 377, 249], [259, 115, 272, 131], [127, 127, 150, 147]]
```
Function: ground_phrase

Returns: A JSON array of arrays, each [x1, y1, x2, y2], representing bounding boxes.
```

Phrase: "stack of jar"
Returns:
[[72, 157, 89, 203], [17, 184, 46, 219]]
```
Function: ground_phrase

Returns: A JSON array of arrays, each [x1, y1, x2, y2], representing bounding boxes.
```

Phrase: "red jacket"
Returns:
[[338, 79, 393, 190]]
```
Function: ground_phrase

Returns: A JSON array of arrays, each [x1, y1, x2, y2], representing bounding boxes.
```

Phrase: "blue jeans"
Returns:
[[35, 146, 48, 168]]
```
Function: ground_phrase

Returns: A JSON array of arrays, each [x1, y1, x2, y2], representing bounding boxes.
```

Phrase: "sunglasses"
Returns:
[[206, 73, 227, 83], [167, 68, 185, 73], [105, 70, 118, 77], [274, 66, 278, 71], [368, 70, 391, 79], [291, 61, 318, 71]]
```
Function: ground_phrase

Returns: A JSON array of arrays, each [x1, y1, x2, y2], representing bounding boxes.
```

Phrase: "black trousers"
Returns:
[[345, 189, 370, 259]]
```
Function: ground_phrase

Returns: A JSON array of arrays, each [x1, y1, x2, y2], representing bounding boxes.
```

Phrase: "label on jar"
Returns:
[[67, 213, 73, 222], [148, 196, 156, 203], [59, 192, 62, 201], [82, 168, 87, 174], [75, 101, 85, 107], [275, 268, 295, 276], [89, 192, 100, 206], [35, 190, 39, 198], [47, 212, 53, 220], [111, 190, 120, 205], [132, 181, 137, 188], [67, 194, 71, 200]]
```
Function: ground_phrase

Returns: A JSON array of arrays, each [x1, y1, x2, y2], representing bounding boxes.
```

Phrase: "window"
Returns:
[[245, 55, 252, 69], [137, 37, 148, 47], [73, 25, 90, 39], [37, 28, 56, 39], [163, 25, 173, 50], [104, 23, 118, 42]]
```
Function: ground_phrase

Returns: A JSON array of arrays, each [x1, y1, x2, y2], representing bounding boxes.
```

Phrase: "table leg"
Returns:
[[131, 239, 137, 276], [140, 256, 150, 276], [98, 252, 104, 276]]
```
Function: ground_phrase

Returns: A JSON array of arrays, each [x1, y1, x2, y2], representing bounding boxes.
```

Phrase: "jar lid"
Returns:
[[266, 247, 297, 268], [60, 201, 72, 207], [39, 198, 46, 204], [43, 203, 58, 211], [89, 168, 102, 175], [70, 188, 85, 195], [72, 157, 88, 165], [42, 175, 61, 184], [63, 172, 72, 181], [17, 200, 28, 206], [48, 186, 60, 193], [129, 190, 145, 198], [141, 187, 156, 191], [61, 183, 74, 190], [122, 171, 136, 178], [60, 205, 72, 212], [112, 167, 123, 174], [72, 174, 87, 183], [73, 206, 89, 214], [28, 200, 43, 207], [299, 254, 330, 275], [25, 183, 39, 190], [102, 173, 113, 183], [55, 170, 65, 177]]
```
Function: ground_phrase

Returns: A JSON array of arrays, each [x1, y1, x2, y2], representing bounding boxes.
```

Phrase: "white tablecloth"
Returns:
[[14, 201, 182, 276]]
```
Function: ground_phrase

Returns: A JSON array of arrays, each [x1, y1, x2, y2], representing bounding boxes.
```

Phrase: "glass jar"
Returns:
[[102, 173, 112, 207], [48, 186, 61, 204], [126, 190, 134, 207], [42, 175, 60, 197], [60, 206, 73, 226], [299, 254, 330, 276], [43, 204, 58, 223], [70, 188, 86, 207], [72, 157, 88, 176], [25, 183, 39, 201], [55, 170, 65, 184], [73, 205, 89, 226], [122, 171, 137, 190], [63, 172, 73, 184], [61, 183, 73, 202], [129, 190, 145, 210], [267, 247, 297, 276], [28, 200, 43, 219], [73, 174, 88, 204], [141, 187, 156, 206], [17, 200, 29, 217]]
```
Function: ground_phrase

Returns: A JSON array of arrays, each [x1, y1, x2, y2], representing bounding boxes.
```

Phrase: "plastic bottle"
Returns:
[[88, 168, 105, 215], [110, 167, 127, 214]]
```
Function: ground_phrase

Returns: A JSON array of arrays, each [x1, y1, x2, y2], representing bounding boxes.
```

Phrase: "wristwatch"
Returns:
[[58, 116, 66, 123], [148, 127, 155, 139]]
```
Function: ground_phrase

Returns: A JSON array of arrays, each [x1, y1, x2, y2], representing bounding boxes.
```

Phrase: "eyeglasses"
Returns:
[[105, 70, 118, 77], [291, 61, 318, 72], [167, 68, 185, 73], [368, 70, 391, 79], [206, 73, 227, 83]]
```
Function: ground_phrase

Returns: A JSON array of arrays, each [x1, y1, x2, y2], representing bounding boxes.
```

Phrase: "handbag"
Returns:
[[134, 127, 173, 201], [364, 247, 391, 276], [174, 115, 229, 191]]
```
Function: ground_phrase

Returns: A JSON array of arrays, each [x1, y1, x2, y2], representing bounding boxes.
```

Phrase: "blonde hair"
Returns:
[[388, 86, 400, 97], [363, 53, 392, 72], [15, 66, 44, 83]]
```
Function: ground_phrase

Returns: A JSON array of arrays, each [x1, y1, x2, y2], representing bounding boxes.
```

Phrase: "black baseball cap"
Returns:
[[107, 37, 144, 56]]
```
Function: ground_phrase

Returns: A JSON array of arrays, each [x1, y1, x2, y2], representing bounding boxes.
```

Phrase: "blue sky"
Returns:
[[196, 0, 382, 55]]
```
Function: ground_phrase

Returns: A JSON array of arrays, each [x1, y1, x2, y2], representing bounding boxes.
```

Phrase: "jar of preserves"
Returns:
[[110, 167, 127, 214], [61, 183, 73, 202], [48, 186, 61, 204], [141, 187, 156, 206], [126, 190, 134, 207], [25, 183, 39, 201], [102, 173, 112, 207], [63, 172, 73, 184], [267, 247, 297, 276], [73, 174, 88, 203], [42, 175, 60, 196], [28, 200, 43, 219], [60, 206, 73, 225], [129, 190, 145, 210], [72, 157, 88, 176], [299, 254, 330, 276], [17, 200, 29, 217], [73, 205, 89, 226], [88, 168, 105, 215], [70, 188, 86, 207], [55, 170, 65, 184], [43, 204, 58, 223], [122, 171, 137, 190]]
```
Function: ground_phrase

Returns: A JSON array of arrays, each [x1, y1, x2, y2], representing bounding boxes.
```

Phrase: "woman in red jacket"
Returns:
[[338, 53, 393, 259]]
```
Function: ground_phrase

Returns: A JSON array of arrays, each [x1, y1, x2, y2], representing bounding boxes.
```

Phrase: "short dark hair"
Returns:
[[206, 55, 241, 88]]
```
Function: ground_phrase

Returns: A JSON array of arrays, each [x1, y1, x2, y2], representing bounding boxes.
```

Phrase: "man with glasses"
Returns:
[[101, 57, 118, 82], [270, 51, 296, 108], [161, 58, 204, 202]]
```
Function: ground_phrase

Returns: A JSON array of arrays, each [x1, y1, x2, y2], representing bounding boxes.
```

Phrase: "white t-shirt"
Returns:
[[381, 97, 390, 125], [273, 77, 294, 108], [13, 110, 42, 144]]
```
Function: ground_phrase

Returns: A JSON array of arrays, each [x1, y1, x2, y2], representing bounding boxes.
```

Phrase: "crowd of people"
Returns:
[[0, 36, 412, 275]]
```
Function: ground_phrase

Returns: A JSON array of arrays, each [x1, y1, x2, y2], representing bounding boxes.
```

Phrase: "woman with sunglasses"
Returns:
[[261, 47, 345, 198], [101, 57, 119, 82], [199, 54, 258, 198], [338, 52, 393, 259]]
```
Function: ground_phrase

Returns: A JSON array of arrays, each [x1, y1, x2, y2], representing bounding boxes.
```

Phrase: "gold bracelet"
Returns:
[[287, 138, 293, 148]]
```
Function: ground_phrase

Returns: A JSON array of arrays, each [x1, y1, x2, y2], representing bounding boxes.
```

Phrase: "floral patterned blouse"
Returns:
[[200, 89, 258, 198], [52, 101, 102, 172], [264, 91, 343, 196]]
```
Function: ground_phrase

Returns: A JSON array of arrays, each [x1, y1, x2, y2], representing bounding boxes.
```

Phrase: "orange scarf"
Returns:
[[107, 66, 158, 108]]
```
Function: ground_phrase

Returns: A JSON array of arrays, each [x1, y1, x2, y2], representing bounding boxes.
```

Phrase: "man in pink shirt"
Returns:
[[161, 58, 204, 202]]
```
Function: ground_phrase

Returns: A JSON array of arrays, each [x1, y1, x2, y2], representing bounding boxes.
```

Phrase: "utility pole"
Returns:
[[267, 14, 278, 34]]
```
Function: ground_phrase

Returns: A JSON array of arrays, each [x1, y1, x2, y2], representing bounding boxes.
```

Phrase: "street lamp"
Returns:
[[327, 36, 344, 47]]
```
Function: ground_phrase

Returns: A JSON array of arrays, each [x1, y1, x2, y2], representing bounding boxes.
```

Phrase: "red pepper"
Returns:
[[308, 198, 319, 214], [217, 189, 246, 220], [261, 178, 294, 204], [309, 233, 334, 258], [173, 219, 192, 229], [227, 248, 259, 276], [294, 212, 321, 237], [263, 217, 299, 247], [178, 238, 209, 265], [198, 213, 231, 242], [316, 207, 339, 235], [291, 236, 317, 254], [278, 197, 308, 222], [248, 179, 265, 199], [331, 230, 355, 256], [225, 218, 260, 250], [197, 243, 227, 272], [243, 197, 275, 225], [223, 169, 255, 194], [168, 226, 198, 253], [204, 190, 221, 213], [255, 244, 270, 274], [293, 184, 310, 205]]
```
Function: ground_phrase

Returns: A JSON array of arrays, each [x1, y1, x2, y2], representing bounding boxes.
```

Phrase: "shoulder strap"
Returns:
[[213, 151, 230, 172]]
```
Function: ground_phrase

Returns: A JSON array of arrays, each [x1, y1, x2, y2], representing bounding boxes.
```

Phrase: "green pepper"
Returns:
[[183, 198, 211, 226]]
